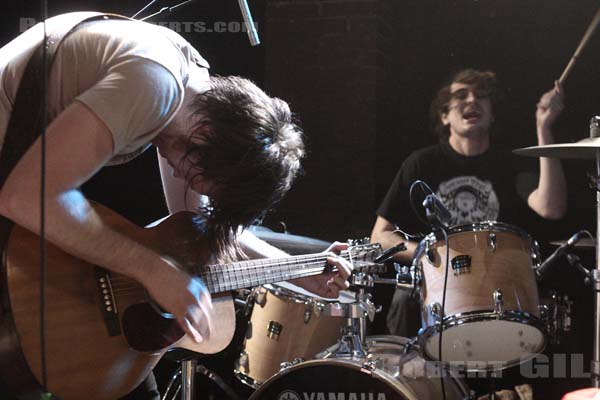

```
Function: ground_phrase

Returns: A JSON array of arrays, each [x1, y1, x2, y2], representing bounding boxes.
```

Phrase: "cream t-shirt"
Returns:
[[0, 12, 210, 165]]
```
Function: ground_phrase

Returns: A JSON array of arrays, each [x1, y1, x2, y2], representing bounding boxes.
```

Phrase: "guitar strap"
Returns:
[[0, 12, 130, 396]]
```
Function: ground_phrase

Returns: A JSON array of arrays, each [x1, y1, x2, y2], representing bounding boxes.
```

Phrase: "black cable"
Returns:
[[131, 0, 159, 19], [408, 180, 434, 231], [40, 0, 48, 391], [580, 229, 596, 244], [437, 226, 450, 400], [410, 179, 450, 399], [391, 228, 424, 242]]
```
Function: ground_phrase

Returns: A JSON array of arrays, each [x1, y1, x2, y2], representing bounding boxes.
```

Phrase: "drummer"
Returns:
[[370, 68, 567, 338]]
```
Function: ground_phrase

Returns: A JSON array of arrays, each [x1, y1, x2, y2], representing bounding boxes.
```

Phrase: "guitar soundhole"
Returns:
[[122, 303, 185, 352]]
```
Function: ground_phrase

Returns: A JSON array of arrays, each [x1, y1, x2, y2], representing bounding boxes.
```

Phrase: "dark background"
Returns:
[[2, 0, 599, 242], [3, 1, 600, 398]]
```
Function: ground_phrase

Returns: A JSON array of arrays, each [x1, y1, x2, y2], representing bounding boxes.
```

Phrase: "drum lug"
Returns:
[[493, 288, 503, 314], [531, 240, 541, 270], [360, 359, 377, 373], [267, 320, 283, 340], [304, 304, 313, 323], [280, 357, 304, 371], [254, 287, 267, 307], [428, 302, 443, 322], [237, 351, 249, 369], [488, 232, 497, 252]]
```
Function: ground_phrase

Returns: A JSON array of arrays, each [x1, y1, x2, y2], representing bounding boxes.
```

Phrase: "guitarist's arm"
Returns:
[[0, 101, 213, 344]]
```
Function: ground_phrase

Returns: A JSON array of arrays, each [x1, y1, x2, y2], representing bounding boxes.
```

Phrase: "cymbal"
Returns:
[[514, 137, 600, 159], [249, 225, 331, 255], [549, 237, 596, 248]]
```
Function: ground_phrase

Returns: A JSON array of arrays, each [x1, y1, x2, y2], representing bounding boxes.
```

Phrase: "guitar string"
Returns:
[[105, 249, 363, 284], [105, 250, 375, 294], [107, 248, 371, 284], [105, 252, 366, 290], [106, 262, 335, 294], [104, 248, 376, 296]]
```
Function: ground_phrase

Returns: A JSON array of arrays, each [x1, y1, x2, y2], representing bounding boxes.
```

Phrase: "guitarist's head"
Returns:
[[176, 76, 305, 259]]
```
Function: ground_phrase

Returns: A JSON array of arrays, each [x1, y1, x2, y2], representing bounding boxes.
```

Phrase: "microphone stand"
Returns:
[[139, 0, 195, 22], [590, 116, 600, 387]]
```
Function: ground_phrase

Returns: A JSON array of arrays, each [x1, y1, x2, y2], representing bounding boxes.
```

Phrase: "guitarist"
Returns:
[[0, 13, 352, 399]]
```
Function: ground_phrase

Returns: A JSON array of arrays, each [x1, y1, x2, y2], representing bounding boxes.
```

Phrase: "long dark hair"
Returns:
[[183, 76, 304, 260]]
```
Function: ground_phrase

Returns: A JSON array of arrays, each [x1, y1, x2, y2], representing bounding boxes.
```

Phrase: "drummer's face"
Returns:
[[442, 82, 493, 139]]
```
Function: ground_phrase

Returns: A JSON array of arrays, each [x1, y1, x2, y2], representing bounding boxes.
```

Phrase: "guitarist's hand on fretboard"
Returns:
[[289, 241, 353, 299]]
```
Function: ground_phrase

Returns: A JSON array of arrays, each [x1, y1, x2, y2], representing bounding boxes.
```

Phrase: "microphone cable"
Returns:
[[409, 179, 450, 400], [39, 0, 49, 391]]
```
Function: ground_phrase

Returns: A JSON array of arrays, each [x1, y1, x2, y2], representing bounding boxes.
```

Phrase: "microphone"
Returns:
[[536, 231, 586, 279], [423, 193, 452, 229], [374, 242, 407, 264], [238, 0, 260, 46]]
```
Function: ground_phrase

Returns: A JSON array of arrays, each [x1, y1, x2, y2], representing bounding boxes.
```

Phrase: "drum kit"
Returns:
[[225, 218, 583, 400], [218, 117, 600, 399], [156, 122, 600, 400], [158, 129, 600, 399]]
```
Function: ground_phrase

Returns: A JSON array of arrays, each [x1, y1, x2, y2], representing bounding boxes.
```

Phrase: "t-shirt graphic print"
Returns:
[[437, 176, 500, 225]]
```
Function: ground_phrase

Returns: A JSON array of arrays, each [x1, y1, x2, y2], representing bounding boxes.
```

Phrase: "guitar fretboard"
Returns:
[[197, 247, 376, 294]]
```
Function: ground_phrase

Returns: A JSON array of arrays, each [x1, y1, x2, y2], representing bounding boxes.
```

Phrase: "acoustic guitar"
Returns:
[[0, 203, 381, 399]]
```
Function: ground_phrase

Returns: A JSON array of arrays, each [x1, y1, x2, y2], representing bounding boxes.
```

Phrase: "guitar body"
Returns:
[[1, 204, 235, 400]]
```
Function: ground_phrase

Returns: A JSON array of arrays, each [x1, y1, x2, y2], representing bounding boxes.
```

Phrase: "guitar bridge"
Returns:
[[95, 267, 121, 337]]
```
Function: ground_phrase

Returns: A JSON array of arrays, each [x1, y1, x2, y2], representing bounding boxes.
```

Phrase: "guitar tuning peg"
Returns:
[[347, 238, 371, 246]]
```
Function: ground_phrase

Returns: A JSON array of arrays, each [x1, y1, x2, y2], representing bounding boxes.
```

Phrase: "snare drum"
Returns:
[[249, 335, 471, 400], [235, 281, 354, 387], [415, 221, 544, 370]]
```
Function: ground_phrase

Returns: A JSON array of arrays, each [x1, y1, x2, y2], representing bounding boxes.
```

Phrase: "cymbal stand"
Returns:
[[591, 116, 600, 387]]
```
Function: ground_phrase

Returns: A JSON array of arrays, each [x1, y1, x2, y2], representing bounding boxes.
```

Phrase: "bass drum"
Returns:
[[249, 336, 471, 400]]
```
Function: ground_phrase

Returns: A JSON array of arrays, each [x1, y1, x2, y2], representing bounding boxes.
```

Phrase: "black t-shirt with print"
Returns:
[[377, 140, 537, 236]]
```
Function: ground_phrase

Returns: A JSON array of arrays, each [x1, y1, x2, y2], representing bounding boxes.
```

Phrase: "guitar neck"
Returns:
[[199, 251, 346, 294]]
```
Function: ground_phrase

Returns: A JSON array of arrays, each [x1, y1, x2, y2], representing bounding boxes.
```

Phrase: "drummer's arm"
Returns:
[[527, 81, 567, 220], [370, 216, 417, 264]]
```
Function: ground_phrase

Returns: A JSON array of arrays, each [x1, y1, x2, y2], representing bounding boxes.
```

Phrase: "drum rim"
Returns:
[[446, 221, 532, 237], [262, 283, 355, 306], [413, 220, 540, 268], [248, 337, 472, 400], [263, 283, 326, 306], [247, 357, 418, 400], [419, 309, 546, 371]]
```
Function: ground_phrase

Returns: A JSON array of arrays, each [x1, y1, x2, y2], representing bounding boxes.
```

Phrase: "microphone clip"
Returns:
[[374, 242, 407, 264]]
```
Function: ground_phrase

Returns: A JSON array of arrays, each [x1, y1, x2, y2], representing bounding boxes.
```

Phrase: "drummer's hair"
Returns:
[[430, 69, 498, 140]]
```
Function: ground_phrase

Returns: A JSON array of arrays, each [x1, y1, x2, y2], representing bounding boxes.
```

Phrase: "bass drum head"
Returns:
[[249, 335, 469, 400], [422, 319, 545, 370]]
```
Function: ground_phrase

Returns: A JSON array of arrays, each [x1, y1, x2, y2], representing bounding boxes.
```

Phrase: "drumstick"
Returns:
[[559, 7, 600, 84]]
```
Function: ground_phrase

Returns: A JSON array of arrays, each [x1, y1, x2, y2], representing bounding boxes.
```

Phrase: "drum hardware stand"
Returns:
[[162, 358, 243, 400], [539, 289, 573, 345], [566, 253, 594, 286], [588, 116, 600, 387], [317, 275, 380, 359]]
